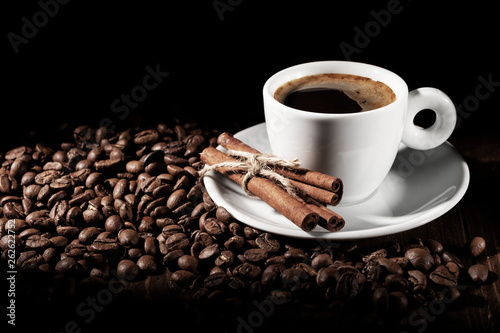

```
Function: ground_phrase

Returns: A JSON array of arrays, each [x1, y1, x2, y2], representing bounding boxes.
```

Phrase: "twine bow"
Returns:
[[199, 149, 301, 198]]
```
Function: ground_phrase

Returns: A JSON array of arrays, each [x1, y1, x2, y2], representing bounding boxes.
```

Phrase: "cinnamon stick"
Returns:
[[289, 179, 341, 206], [217, 132, 343, 203], [200, 146, 320, 232], [304, 198, 345, 232]]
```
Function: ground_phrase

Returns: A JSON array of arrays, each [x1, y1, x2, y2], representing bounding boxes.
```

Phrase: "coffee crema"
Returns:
[[274, 73, 396, 114]]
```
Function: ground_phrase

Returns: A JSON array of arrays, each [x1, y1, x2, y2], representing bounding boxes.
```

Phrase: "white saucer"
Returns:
[[203, 123, 470, 240]]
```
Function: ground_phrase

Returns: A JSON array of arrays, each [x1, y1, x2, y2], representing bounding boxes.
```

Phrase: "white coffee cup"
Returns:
[[263, 61, 457, 205]]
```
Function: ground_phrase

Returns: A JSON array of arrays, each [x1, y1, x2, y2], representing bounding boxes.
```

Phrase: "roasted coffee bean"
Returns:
[[137, 255, 157, 274], [55, 257, 80, 276], [118, 229, 140, 247], [429, 263, 459, 286], [233, 262, 261, 280], [311, 253, 333, 270], [389, 291, 408, 314], [404, 248, 434, 272], [17, 250, 44, 270], [105, 215, 124, 233], [407, 270, 427, 292], [284, 248, 306, 262], [134, 129, 159, 146], [178, 255, 199, 274], [166, 232, 190, 251], [117, 259, 139, 280], [384, 274, 408, 292], [244, 248, 268, 262], [316, 267, 339, 288], [35, 170, 62, 185], [255, 233, 280, 253], [214, 250, 234, 268], [441, 250, 465, 270], [202, 218, 227, 236], [171, 270, 196, 287], [372, 287, 389, 313], [424, 238, 444, 254], [336, 271, 365, 301], [166, 189, 187, 210], [372, 257, 404, 275], [162, 224, 183, 238], [25, 234, 51, 250], [204, 271, 229, 289], [468, 264, 489, 284], [224, 235, 244, 251], [83, 209, 104, 225], [469, 236, 486, 257], [198, 243, 219, 260]]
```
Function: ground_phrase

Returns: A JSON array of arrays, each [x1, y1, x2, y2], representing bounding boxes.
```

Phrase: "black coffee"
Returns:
[[283, 88, 362, 114], [274, 73, 396, 114]]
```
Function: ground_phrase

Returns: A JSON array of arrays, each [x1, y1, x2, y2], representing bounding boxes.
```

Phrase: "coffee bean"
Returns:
[[244, 248, 268, 262], [389, 291, 408, 314], [336, 271, 365, 301], [166, 189, 187, 210], [468, 264, 489, 284], [25, 234, 51, 250], [202, 218, 227, 237], [171, 270, 196, 287], [429, 263, 459, 286], [204, 271, 229, 289], [134, 129, 159, 146], [118, 229, 140, 247], [224, 235, 244, 251], [316, 266, 339, 288], [407, 270, 427, 292], [35, 170, 62, 185], [178, 255, 199, 274], [166, 232, 189, 251], [233, 262, 261, 280], [105, 215, 124, 233], [137, 255, 157, 274], [255, 233, 280, 253], [441, 250, 465, 270], [404, 248, 434, 272], [469, 236, 486, 257], [55, 257, 80, 276], [372, 287, 389, 314], [117, 259, 139, 280], [198, 243, 219, 260], [311, 253, 333, 270], [17, 250, 44, 270]]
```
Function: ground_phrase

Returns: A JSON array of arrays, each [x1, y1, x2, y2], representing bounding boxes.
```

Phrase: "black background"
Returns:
[[3, 0, 499, 151], [2, 1, 500, 332]]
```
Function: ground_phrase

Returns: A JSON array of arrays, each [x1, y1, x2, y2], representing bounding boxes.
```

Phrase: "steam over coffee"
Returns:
[[274, 73, 396, 114]]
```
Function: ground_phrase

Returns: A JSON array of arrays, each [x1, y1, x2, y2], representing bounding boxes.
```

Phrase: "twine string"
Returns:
[[199, 149, 300, 198]]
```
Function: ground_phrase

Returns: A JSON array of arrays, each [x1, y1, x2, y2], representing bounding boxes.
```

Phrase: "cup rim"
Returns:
[[263, 60, 408, 118]]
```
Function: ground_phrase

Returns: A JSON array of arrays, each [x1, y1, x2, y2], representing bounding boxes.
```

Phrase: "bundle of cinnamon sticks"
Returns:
[[199, 132, 345, 233]]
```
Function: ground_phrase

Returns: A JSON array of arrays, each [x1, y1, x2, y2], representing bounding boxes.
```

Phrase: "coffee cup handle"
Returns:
[[402, 88, 457, 150]]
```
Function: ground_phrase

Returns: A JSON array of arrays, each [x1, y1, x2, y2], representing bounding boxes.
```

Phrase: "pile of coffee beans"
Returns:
[[0, 121, 491, 331]]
